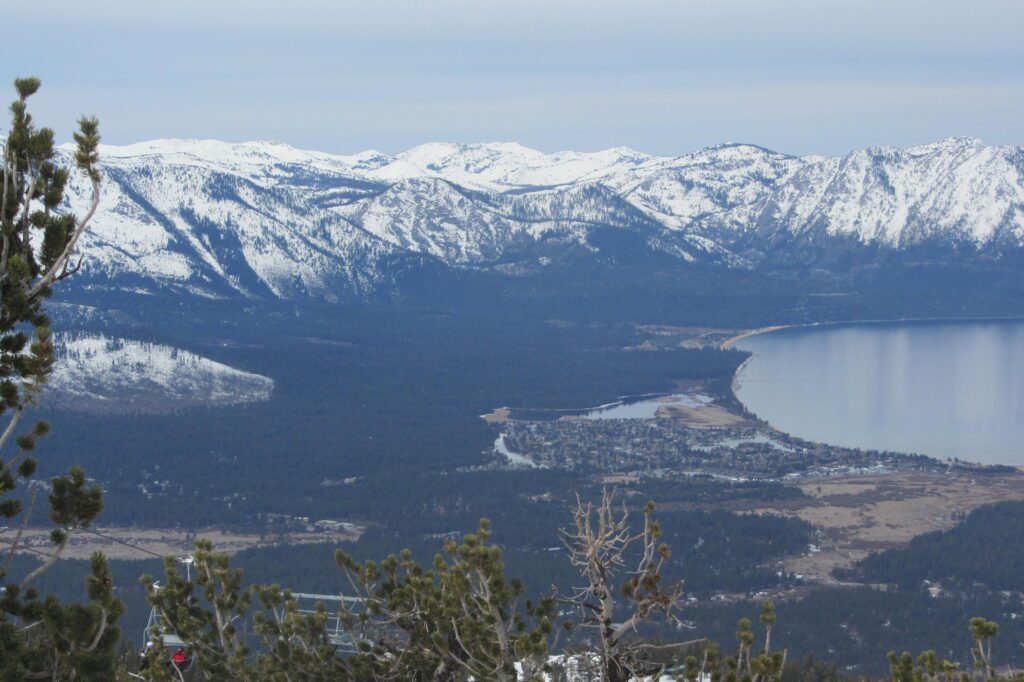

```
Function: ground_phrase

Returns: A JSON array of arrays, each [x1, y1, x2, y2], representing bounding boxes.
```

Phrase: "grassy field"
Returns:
[[750, 471, 1024, 583]]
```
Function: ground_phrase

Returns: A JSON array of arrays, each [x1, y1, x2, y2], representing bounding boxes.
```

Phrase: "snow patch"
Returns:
[[48, 334, 273, 414]]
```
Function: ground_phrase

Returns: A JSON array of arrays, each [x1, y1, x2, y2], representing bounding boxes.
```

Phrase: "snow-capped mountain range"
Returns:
[[58, 136, 1024, 300]]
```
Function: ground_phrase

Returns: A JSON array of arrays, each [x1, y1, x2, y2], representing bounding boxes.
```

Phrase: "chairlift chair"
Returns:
[[142, 580, 196, 673]]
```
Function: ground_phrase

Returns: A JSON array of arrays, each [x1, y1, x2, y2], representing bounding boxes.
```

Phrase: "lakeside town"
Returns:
[[484, 387, 1004, 481]]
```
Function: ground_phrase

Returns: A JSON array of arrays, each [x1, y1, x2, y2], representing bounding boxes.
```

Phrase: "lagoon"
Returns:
[[733, 320, 1024, 465]]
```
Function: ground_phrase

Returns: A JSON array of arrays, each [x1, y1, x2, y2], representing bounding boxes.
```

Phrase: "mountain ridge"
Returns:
[[55, 136, 1024, 301]]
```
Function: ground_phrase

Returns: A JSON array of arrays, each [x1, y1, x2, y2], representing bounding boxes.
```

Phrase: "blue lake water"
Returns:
[[733, 320, 1024, 465]]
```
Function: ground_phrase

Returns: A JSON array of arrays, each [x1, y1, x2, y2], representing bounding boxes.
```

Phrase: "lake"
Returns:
[[733, 320, 1024, 465]]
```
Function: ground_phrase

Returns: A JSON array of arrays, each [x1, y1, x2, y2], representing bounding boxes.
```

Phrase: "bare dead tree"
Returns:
[[559, 488, 703, 682]]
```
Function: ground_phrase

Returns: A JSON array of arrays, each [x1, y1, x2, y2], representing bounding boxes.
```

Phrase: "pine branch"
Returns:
[[28, 173, 99, 298], [20, 528, 70, 587], [0, 406, 26, 456], [1, 482, 37, 573], [83, 607, 109, 653]]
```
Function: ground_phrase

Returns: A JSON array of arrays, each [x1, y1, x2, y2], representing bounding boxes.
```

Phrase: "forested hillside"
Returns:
[[837, 502, 1024, 590]]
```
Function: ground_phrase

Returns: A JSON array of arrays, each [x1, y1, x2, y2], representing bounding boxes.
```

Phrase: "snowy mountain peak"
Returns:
[[77, 138, 394, 177], [924, 136, 986, 149], [400, 140, 544, 161]]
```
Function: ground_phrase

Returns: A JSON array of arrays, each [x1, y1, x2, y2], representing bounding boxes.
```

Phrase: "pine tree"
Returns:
[[335, 517, 559, 680], [886, 617, 1024, 682], [141, 521, 559, 681], [0, 77, 116, 680], [969, 617, 999, 680]]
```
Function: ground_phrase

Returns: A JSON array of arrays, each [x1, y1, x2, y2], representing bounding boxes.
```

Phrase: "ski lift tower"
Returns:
[[283, 593, 364, 653]]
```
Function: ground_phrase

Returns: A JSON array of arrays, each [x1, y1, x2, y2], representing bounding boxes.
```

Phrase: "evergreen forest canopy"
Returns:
[[835, 502, 1024, 591]]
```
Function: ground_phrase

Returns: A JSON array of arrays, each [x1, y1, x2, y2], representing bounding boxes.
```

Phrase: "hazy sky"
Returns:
[[6, 1, 1023, 156]]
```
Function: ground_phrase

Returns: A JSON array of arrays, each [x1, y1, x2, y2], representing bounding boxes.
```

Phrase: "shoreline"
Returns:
[[724, 315, 1024, 469], [729, 354, 794, 444], [720, 313, 1024, 351], [729, 355, 753, 401], [719, 325, 790, 350]]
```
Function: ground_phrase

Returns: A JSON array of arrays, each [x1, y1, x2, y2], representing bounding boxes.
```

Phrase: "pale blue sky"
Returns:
[[6, 0, 1023, 156]]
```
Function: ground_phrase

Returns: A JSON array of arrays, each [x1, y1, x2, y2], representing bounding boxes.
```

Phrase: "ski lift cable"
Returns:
[[2, 527, 178, 563], [0, 536, 58, 560], [80, 527, 166, 560]]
